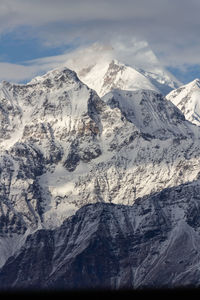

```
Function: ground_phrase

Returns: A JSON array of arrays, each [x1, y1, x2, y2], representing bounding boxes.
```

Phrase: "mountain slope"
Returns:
[[1, 181, 200, 290], [166, 79, 200, 126], [102, 89, 193, 140]]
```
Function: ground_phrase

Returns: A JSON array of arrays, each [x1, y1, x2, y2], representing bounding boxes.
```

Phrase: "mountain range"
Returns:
[[0, 44, 200, 291]]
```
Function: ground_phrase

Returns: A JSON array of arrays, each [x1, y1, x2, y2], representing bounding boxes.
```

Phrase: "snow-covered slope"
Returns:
[[0, 65, 200, 272], [102, 89, 193, 140], [65, 43, 180, 97], [166, 79, 200, 126]]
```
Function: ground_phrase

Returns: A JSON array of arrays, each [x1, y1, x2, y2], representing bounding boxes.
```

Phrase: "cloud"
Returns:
[[0, 0, 200, 75], [0, 62, 40, 82], [0, 38, 174, 84], [0, 51, 74, 83]]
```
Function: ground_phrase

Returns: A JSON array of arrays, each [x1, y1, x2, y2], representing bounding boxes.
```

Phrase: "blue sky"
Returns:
[[0, 30, 63, 63], [167, 66, 200, 84], [0, 0, 200, 84]]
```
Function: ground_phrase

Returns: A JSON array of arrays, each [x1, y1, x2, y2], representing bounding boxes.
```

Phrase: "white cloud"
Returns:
[[0, 62, 36, 82], [0, 0, 200, 75], [0, 58, 65, 83], [0, 51, 74, 83], [0, 38, 172, 83]]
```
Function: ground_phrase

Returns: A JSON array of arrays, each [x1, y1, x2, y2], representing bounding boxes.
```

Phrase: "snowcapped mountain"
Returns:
[[1, 63, 200, 289], [65, 43, 181, 97], [166, 79, 200, 126]]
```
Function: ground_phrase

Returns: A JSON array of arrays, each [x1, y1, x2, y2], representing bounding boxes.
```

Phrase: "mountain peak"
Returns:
[[188, 78, 200, 88], [65, 43, 180, 97], [28, 66, 79, 86], [166, 78, 200, 126]]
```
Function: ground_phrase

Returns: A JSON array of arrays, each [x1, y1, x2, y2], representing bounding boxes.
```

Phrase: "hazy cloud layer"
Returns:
[[0, 0, 200, 82], [0, 39, 165, 83]]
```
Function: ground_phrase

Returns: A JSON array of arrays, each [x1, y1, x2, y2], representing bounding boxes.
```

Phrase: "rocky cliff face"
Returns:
[[1, 181, 200, 290]]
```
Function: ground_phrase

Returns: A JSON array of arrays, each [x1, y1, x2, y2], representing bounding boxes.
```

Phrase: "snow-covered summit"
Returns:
[[166, 78, 200, 126], [29, 66, 78, 85], [65, 43, 181, 97]]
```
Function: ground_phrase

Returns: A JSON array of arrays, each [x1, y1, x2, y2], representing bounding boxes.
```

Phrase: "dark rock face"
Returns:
[[0, 142, 45, 235], [1, 181, 200, 290]]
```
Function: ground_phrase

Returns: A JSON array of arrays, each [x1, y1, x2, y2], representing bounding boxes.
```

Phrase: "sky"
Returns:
[[0, 0, 200, 84]]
